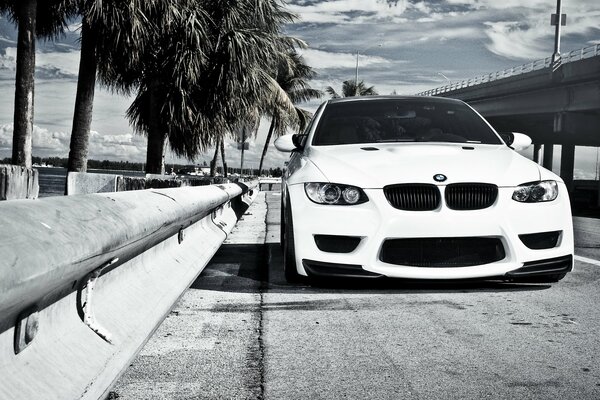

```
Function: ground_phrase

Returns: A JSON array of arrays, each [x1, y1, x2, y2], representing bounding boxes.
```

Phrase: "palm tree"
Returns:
[[66, 0, 184, 174], [126, 0, 302, 174], [0, 0, 74, 168], [258, 51, 322, 176], [125, 1, 211, 174], [187, 0, 302, 166], [325, 79, 378, 98]]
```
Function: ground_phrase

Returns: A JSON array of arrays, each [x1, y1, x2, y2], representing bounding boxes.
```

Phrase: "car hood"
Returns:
[[305, 143, 541, 188]]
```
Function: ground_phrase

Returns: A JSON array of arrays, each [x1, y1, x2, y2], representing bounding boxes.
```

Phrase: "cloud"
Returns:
[[87, 131, 146, 160], [0, 123, 70, 155], [300, 48, 390, 69], [479, 0, 600, 60], [287, 0, 410, 24], [483, 21, 550, 60], [0, 123, 148, 161], [0, 47, 79, 80], [0, 46, 15, 72], [0, 120, 291, 171], [36, 49, 80, 79]]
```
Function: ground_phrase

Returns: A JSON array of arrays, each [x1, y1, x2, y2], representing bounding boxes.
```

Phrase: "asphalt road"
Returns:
[[112, 192, 600, 400]]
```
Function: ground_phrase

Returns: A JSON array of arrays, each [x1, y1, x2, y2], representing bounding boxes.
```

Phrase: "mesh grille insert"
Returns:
[[445, 183, 498, 210], [384, 184, 441, 211], [380, 237, 506, 267]]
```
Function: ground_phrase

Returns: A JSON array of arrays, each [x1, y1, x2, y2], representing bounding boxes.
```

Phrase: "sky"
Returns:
[[0, 0, 599, 176]]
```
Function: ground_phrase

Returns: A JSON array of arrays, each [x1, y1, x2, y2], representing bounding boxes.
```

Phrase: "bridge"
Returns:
[[417, 44, 600, 193]]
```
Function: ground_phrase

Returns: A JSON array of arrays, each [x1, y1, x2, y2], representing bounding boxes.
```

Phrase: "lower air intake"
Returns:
[[380, 237, 505, 267]]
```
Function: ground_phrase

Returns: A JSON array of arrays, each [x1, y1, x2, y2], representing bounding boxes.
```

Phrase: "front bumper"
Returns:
[[287, 183, 574, 280]]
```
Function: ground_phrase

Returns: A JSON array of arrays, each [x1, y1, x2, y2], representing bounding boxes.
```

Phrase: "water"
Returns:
[[37, 167, 145, 198]]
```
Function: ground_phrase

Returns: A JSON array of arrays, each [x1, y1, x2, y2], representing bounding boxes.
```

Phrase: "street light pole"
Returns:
[[551, 0, 566, 68], [354, 43, 383, 97], [355, 50, 359, 96], [438, 72, 451, 85]]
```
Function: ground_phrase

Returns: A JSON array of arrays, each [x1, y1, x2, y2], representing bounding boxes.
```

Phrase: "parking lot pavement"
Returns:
[[113, 192, 600, 399]]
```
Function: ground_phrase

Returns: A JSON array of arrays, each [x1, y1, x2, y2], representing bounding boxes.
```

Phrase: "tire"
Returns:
[[280, 197, 285, 253], [282, 195, 301, 283]]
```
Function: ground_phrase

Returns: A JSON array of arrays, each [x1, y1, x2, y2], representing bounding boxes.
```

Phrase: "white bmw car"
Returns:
[[274, 96, 574, 283]]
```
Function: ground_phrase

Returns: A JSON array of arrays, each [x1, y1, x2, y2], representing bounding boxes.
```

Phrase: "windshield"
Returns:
[[312, 99, 503, 146]]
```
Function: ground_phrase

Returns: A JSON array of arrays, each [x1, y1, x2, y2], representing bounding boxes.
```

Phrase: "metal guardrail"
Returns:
[[0, 181, 257, 399], [416, 44, 600, 97]]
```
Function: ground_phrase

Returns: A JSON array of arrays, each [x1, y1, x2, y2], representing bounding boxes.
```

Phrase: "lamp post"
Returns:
[[438, 72, 451, 85], [354, 43, 383, 96], [551, 0, 566, 69], [354, 50, 359, 95]]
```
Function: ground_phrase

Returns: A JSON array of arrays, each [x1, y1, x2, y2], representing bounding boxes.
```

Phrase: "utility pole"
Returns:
[[551, 0, 566, 70], [355, 50, 359, 96], [354, 43, 383, 97], [240, 126, 246, 177]]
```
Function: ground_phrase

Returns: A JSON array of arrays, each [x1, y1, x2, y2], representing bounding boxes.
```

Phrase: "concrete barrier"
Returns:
[[258, 177, 282, 192], [0, 181, 257, 399], [0, 164, 39, 200]]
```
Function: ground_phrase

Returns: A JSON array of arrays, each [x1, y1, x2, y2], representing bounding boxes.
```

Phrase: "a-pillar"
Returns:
[[542, 143, 554, 170], [560, 144, 575, 193]]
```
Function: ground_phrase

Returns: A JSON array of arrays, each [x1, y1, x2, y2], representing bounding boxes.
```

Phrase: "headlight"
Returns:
[[304, 183, 368, 205], [512, 180, 558, 203]]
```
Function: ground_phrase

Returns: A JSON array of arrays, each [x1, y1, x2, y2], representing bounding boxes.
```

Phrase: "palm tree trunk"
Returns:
[[258, 117, 276, 176], [145, 79, 166, 174], [210, 138, 219, 176], [220, 138, 227, 178], [67, 19, 97, 173], [12, 0, 37, 168]]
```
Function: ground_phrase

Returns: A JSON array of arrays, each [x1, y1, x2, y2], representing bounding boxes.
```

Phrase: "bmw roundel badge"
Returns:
[[433, 174, 447, 182]]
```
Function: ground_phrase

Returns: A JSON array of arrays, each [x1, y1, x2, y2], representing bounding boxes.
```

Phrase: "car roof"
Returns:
[[326, 95, 465, 106]]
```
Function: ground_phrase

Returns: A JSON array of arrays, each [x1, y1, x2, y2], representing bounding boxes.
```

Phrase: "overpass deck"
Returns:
[[113, 192, 600, 399]]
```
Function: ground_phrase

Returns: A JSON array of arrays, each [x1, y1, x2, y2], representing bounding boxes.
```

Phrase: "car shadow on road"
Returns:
[[191, 243, 552, 295]]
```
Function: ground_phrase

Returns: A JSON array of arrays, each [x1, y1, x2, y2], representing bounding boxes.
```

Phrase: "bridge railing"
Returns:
[[417, 43, 600, 97]]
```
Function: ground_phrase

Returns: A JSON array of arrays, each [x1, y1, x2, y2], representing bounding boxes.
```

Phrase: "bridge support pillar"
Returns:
[[560, 144, 575, 193], [543, 143, 554, 171], [533, 144, 542, 164]]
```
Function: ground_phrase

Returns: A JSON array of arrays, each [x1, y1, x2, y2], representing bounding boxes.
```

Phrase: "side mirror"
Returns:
[[499, 132, 531, 151], [274, 134, 299, 152]]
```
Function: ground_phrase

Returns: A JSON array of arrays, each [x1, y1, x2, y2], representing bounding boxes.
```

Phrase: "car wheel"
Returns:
[[280, 197, 285, 253], [283, 195, 301, 283]]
